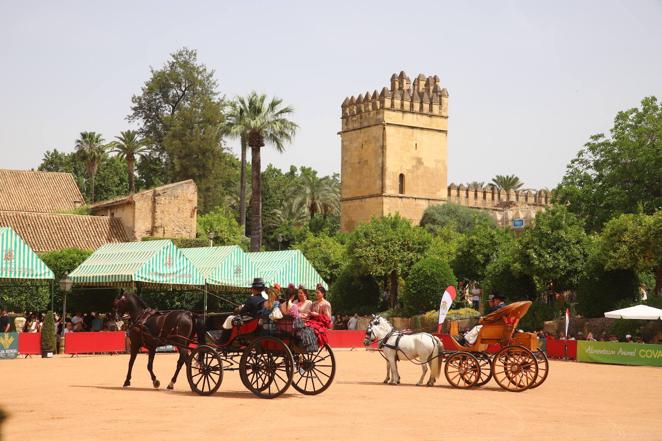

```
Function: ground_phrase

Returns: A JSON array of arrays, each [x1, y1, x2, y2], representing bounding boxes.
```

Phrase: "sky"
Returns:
[[1, 0, 661, 189]]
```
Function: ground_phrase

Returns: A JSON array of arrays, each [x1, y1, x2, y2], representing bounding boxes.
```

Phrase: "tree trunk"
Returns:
[[249, 144, 262, 251], [389, 270, 399, 308], [128, 157, 135, 193], [90, 173, 96, 203], [239, 135, 247, 231]]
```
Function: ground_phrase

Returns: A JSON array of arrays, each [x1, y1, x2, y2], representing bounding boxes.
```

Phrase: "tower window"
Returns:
[[398, 174, 405, 194]]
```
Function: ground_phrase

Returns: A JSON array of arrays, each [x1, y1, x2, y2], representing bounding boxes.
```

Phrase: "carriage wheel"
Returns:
[[492, 345, 538, 392], [474, 352, 493, 387], [239, 336, 294, 399], [444, 352, 480, 388], [292, 345, 336, 395], [529, 349, 549, 389], [187, 345, 223, 396]]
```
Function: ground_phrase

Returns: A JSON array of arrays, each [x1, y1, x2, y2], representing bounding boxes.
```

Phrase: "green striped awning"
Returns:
[[69, 240, 204, 287], [181, 246, 256, 289], [0, 227, 54, 280], [248, 250, 328, 290]]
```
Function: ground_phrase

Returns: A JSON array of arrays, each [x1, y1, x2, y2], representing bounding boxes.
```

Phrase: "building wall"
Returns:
[[91, 180, 198, 240]]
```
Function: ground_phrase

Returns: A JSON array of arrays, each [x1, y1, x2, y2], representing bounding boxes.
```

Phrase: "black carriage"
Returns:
[[186, 316, 336, 398]]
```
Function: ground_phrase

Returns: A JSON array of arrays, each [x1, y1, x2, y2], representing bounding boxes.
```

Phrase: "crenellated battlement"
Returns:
[[341, 71, 448, 119], [446, 184, 552, 209]]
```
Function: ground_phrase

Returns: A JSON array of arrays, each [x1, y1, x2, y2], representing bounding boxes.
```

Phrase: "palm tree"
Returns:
[[237, 92, 297, 251], [298, 170, 340, 219], [266, 198, 309, 229], [109, 130, 149, 193], [75, 131, 108, 203], [491, 174, 524, 205], [491, 174, 524, 191], [223, 100, 249, 231]]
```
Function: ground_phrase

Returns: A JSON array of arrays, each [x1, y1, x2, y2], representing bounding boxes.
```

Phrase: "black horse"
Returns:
[[113, 292, 204, 390]]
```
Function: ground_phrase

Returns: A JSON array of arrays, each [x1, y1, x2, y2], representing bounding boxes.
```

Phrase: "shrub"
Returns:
[[518, 302, 555, 331], [607, 319, 641, 340], [402, 257, 457, 315], [329, 264, 381, 314], [41, 311, 56, 354], [420, 203, 496, 234], [294, 233, 346, 284]]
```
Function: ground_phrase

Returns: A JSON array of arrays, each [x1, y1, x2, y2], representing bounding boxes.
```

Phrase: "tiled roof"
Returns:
[[0, 211, 130, 252], [0, 169, 85, 213]]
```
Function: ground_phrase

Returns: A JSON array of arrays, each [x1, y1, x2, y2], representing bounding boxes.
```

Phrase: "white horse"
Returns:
[[364, 315, 443, 386]]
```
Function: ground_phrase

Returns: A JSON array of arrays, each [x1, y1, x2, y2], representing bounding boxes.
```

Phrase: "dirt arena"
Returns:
[[1, 351, 661, 441]]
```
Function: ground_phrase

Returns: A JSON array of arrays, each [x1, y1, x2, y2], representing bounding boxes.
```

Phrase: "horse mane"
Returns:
[[128, 292, 149, 309]]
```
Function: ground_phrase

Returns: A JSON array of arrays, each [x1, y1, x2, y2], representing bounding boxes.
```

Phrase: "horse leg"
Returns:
[[147, 349, 160, 388], [123, 347, 138, 387], [417, 362, 428, 386], [168, 349, 187, 390], [387, 352, 400, 385], [383, 357, 391, 384]]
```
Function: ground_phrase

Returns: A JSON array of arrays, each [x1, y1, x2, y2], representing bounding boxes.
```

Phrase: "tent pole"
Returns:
[[204, 285, 208, 321]]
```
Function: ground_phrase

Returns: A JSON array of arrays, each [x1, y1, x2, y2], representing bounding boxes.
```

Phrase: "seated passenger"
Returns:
[[310, 285, 332, 320], [280, 283, 297, 316], [222, 278, 267, 330], [456, 294, 507, 345], [293, 285, 312, 319]]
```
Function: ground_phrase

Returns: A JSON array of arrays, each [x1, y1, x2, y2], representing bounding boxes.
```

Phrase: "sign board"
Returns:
[[512, 219, 525, 228], [577, 341, 662, 367], [0, 332, 19, 359]]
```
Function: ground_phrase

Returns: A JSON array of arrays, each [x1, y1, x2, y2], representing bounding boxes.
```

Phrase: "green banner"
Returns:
[[577, 340, 662, 367], [0, 333, 18, 359]]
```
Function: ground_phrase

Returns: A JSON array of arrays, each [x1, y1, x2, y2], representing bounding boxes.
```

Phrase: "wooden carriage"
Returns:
[[186, 316, 336, 398], [443, 301, 549, 391]]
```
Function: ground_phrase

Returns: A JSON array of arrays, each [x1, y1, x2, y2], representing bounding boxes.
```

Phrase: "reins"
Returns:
[[370, 320, 443, 366]]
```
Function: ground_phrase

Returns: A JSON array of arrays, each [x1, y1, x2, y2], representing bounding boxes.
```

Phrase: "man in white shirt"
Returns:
[[347, 314, 359, 330]]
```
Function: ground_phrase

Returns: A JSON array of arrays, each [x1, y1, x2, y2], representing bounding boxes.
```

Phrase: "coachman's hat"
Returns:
[[251, 278, 266, 290]]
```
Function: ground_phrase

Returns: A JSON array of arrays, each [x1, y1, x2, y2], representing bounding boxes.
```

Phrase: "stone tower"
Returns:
[[340, 72, 449, 231]]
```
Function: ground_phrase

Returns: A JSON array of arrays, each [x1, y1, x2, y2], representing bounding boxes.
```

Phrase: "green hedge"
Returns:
[[329, 264, 381, 314], [402, 257, 456, 315], [142, 236, 209, 248]]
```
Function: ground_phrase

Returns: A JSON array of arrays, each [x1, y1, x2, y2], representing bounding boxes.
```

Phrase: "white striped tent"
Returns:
[[181, 246, 255, 290], [0, 227, 54, 281], [248, 250, 328, 290], [69, 240, 204, 288]]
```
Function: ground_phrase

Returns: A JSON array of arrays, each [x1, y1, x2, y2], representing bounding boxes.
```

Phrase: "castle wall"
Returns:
[[340, 197, 383, 231]]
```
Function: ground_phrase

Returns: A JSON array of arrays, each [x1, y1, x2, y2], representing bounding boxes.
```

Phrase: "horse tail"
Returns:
[[431, 335, 444, 379], [193, 313, 207, 347]]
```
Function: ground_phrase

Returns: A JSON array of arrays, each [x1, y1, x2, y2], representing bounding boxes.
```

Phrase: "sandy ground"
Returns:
[[1, 351, 661, 441]]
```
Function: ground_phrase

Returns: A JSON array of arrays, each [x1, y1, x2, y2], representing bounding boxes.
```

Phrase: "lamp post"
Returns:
[[59, 273, 73, 342]]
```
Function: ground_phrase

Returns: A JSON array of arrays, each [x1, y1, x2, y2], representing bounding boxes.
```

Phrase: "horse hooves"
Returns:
[[123, 381, 130, 388], [153, 380, 160, 389], [383, 380, 389, 384], [167, 382, 174, 390]]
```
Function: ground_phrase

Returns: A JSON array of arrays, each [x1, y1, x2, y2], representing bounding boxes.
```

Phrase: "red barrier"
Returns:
[[326, 330, 375, 348], [545, 337, 577, 360], [18, 332, 41, 355], [65, 332, 126, 354]]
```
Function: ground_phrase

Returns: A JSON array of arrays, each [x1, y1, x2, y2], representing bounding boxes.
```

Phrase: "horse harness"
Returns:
[[377, 328, 441, 365]]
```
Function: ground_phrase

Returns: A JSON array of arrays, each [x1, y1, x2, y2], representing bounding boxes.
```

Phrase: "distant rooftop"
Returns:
[[0, 169, 85, 213]]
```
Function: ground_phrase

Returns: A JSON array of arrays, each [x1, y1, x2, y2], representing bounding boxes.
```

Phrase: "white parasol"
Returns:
[[604, 304, 662, 320]]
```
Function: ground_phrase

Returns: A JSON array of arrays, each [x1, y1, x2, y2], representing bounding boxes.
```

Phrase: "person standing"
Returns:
[[0, 309, 10, 333], [470, 285, 481, 311], [347, 313, 359, 330]]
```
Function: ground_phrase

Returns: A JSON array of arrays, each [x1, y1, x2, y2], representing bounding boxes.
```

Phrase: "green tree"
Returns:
[[294, 233, 346, 284], [517, 206, 590, 292], [347, 214, 432, 307], [330, 263, 381, 314], [599, 211, 662, 295], [402, 257, 456, 315], [482, 242, 536, 301], [109, 130, 149, 193], [420, 203, 496, 234], [555, 97, 662, 231], [491, 174, 524, 191], [197, 206, 248, 248], [233, 92, 298, 251], [128, 48, 229, 212], [40, 248, 92, 310], [298, 167, 340, 219], [93, 156, 129, 202], [453, 224, 511, 282], [74, 131, 107, 203]]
